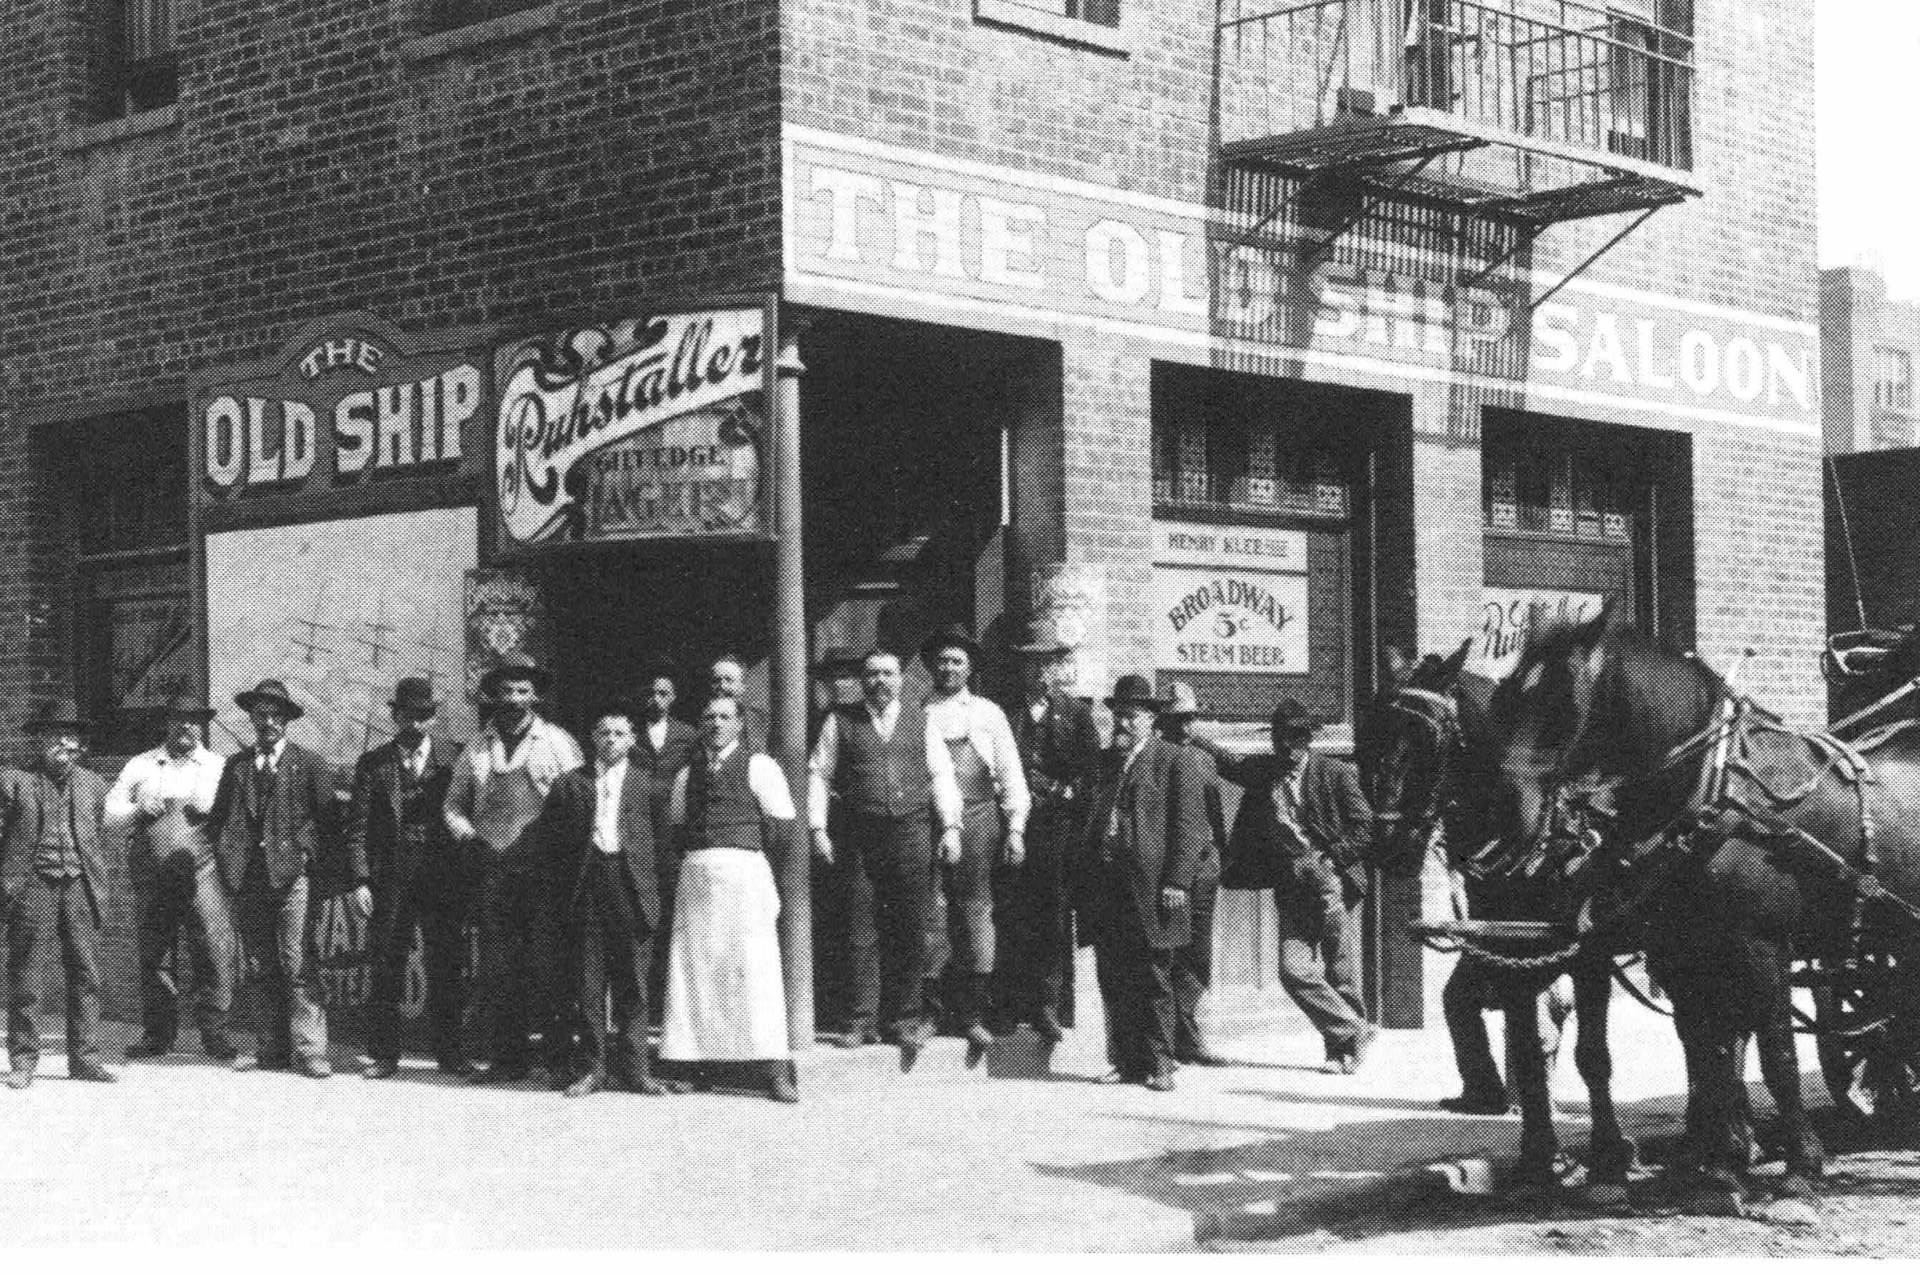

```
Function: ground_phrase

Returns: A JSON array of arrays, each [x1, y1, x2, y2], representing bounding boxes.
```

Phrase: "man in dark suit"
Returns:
[[1200, 698, 1377, 1074], [343, 677, 468, 1079], [207, 677, 336, 1079], [545, 702, 673, 1096], [1079, 675, 1210, 1091], [1156, 681, 1229, 1067], [2, 698, 116, 1088], [1000, 623, 1101, 1043], [631, 660, 698, 1020]]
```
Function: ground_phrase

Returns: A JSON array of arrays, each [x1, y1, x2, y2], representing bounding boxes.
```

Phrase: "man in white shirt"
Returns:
[[809, 649, 962, 1067], [664, 696, 800, 1102], [108, 693, 236, 1062], [445, 656, 584, 1085], [919, 626, 1030, 1064], [545, 704, 673, 1097]]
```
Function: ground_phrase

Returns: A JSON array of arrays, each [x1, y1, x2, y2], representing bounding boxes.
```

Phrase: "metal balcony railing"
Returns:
[[1219, 0, 1695, 175]]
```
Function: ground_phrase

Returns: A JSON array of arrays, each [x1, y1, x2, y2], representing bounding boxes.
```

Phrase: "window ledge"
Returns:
[[62, 104, 180, 153], [973, 0, 1130, 56], [399, 3, 558, 64]]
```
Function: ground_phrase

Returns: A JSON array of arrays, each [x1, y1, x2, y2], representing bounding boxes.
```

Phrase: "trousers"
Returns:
[[838, 809, 933, 1037], [235, 858, 327, 1064], [133, 852, 236, 1050], [5, 874, 102, 1072]]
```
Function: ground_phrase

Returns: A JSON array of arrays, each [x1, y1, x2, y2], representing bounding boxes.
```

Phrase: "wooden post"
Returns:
[[769, 307, 814, 1050]]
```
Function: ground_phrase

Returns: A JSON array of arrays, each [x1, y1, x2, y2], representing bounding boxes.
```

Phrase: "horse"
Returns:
[[1366, 641, 1637, 1202], [1485, 608, 1920, 1207]]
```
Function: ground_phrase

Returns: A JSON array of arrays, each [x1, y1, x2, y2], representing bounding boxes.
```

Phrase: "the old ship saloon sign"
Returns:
[[495, 307, 771, 548]]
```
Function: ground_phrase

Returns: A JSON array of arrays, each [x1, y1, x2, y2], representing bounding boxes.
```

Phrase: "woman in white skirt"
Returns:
[[663, 695, 800, 1102]]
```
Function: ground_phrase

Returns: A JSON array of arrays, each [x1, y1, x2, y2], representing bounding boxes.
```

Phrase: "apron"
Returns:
[[661, 847, 790, 1060]]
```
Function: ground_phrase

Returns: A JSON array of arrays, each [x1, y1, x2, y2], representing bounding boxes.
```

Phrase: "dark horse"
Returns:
[[1486, 609, 1920, 1205], [1366, 642, 1637, 1201]]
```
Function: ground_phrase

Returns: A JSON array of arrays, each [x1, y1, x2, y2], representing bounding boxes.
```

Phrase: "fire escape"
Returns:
[[1217, 0, 1700, 302]]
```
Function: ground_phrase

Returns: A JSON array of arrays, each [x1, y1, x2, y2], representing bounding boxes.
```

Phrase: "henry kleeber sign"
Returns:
[[495, 309, 769, 548], [1152, 520, 1310, 674]]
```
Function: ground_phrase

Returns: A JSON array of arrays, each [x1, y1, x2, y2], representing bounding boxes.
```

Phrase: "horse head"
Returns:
[[1490, 601, 1728, 857], [1363, 638, 1482, 877]]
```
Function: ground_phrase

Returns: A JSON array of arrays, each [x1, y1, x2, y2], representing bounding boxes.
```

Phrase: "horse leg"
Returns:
[[1751, 940, 1823, 1196], [1666, 973, 1746, 1214], [1504, 984, 1560, 1191], [1571, 955, 1634, 1203]]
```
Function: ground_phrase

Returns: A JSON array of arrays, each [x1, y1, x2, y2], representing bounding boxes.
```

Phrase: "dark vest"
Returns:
[[685, 745, 764, 853], [949, 736, 997, 806], [835, 702, 933, 819], [398, 760, 437, 847]]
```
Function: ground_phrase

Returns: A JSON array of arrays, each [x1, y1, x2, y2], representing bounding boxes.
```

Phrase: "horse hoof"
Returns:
[[1778, 1173, 1819, 1201], [1757, 1197, 1821, 1229], [1680, 1181, 1745, 1218], [1582, 1181, 1629, 1208]]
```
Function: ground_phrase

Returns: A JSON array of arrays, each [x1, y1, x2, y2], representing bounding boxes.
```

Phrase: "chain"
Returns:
[[1448, 933, 1588, 973]]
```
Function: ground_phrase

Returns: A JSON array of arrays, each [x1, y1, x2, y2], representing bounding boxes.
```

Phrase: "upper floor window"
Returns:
[[1875, 347, 1915, 412], [426, 0, 549, 30], [100, 0, 177, 118]]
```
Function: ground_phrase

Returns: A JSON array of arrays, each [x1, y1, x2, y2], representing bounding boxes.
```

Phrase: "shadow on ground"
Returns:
[[1035, 1073, 1920, 1248]]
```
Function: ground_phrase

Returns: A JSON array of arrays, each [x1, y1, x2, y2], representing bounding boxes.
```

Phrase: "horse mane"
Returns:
[[1513, 614, 1733, 768]]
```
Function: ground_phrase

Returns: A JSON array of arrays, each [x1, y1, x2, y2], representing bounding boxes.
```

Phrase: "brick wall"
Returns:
[[2, 0, 785, 1020]]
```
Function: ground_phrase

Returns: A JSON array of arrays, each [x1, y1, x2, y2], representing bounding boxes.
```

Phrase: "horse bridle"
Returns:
[[1375, 685, 1462, 850]]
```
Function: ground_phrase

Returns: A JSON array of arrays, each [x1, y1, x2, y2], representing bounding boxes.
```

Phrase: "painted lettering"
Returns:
[[1085, 220, 1152, 305], [890, 180, 966, 279], [204, 396, 245, 488], [979, 196, 1047, 289]]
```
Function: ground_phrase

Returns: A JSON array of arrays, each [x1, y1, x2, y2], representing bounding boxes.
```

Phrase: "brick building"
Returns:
[[1821, 265, 1920, 455], [3, 0, 1821, 1035]]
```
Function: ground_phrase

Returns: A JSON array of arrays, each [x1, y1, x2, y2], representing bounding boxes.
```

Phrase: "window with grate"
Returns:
[[67, 408, 192, 758], [1874, 347, 1914, 412], [1152, 376, 1351, 520], [1483, 441, 1631, 542], [427, 0, 549, 30], [98, 0, 177, 118]]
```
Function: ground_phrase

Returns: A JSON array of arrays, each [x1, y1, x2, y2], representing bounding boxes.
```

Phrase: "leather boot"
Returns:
[[963, 974, 994, 1067]]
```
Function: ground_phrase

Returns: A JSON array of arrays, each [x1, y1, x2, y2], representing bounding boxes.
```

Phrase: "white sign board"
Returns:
[[1474, 587, 1606, 678], [1153, 521, 1308, 572]]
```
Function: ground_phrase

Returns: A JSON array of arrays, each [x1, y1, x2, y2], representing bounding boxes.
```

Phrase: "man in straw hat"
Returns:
[[1078, 675, 1211, 1091], [1000, 620, 1100, 1045], [1155, 682, 1229, 1067], [1, 697, 117, 1087], [208, 677, 336, 1078], [344, 676, 468, 1079], [107, 692, 236, 1063], [1197, 698, 1377, 1074], [920, 624, 1029, 1065], [445, 654, 583, 1085]]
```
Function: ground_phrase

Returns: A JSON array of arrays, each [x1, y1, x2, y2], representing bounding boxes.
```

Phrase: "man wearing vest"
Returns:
[[2, 698, 116, 1088], [1156, 682, 1230, 1068], [664, 696, 800, 1102], [546, 702, 674, 1097], [920, 626, 1029, 1066], [445, 656, 583, 1085], [107, 692, 236, 1064], [808, 649, 962, 1068], [1001, 623, 1101, 1045], [343, 676, 468, 1079], [208, 678, 336, 1079], [631, 658, 698, 1019]]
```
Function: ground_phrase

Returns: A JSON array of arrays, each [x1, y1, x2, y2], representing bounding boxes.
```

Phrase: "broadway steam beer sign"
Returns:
[[1151, 520, 1311, 674], [494, 309, 770, 548], [195, 314, 490, 513]]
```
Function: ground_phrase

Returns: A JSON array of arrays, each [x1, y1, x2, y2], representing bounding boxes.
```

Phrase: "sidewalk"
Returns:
[[0, 962, 1806, 1250]]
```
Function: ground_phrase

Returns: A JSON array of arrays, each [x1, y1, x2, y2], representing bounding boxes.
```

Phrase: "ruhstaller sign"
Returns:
[[494, 309, 769, 548]]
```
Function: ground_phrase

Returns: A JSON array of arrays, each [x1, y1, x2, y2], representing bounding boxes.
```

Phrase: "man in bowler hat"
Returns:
[[1155, 682, 1229, 1066], [107, 692, 236, 1062], [1197, 698, 1377, 1073], [1080, 675, 1210, 1091], [207, 678, 337, 1078], [2, 698, 117, 1087], [344, 676, 469, 1078]]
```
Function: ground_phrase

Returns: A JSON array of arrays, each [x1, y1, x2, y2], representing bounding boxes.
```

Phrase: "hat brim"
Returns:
[[388, 698, 443, 713], [26, 717, 89, 732], [1104, 695, 1167, 711], [234, 691, 306, 720], [479, 667, 554, 696], [919, 636, 982, 665], [1159, 704, 1200, 718], [1011, 642, 1071, 657]]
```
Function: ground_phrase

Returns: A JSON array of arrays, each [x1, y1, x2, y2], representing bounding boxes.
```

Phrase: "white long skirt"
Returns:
[[661, 847, 791, 1061]]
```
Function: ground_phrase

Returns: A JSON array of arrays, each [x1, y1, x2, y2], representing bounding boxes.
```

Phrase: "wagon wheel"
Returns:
[[1812, 951, 1920, 1126]]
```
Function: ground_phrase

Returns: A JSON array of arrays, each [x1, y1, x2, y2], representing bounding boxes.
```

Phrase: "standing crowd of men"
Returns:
[[0, 624, 1380, 1102]]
